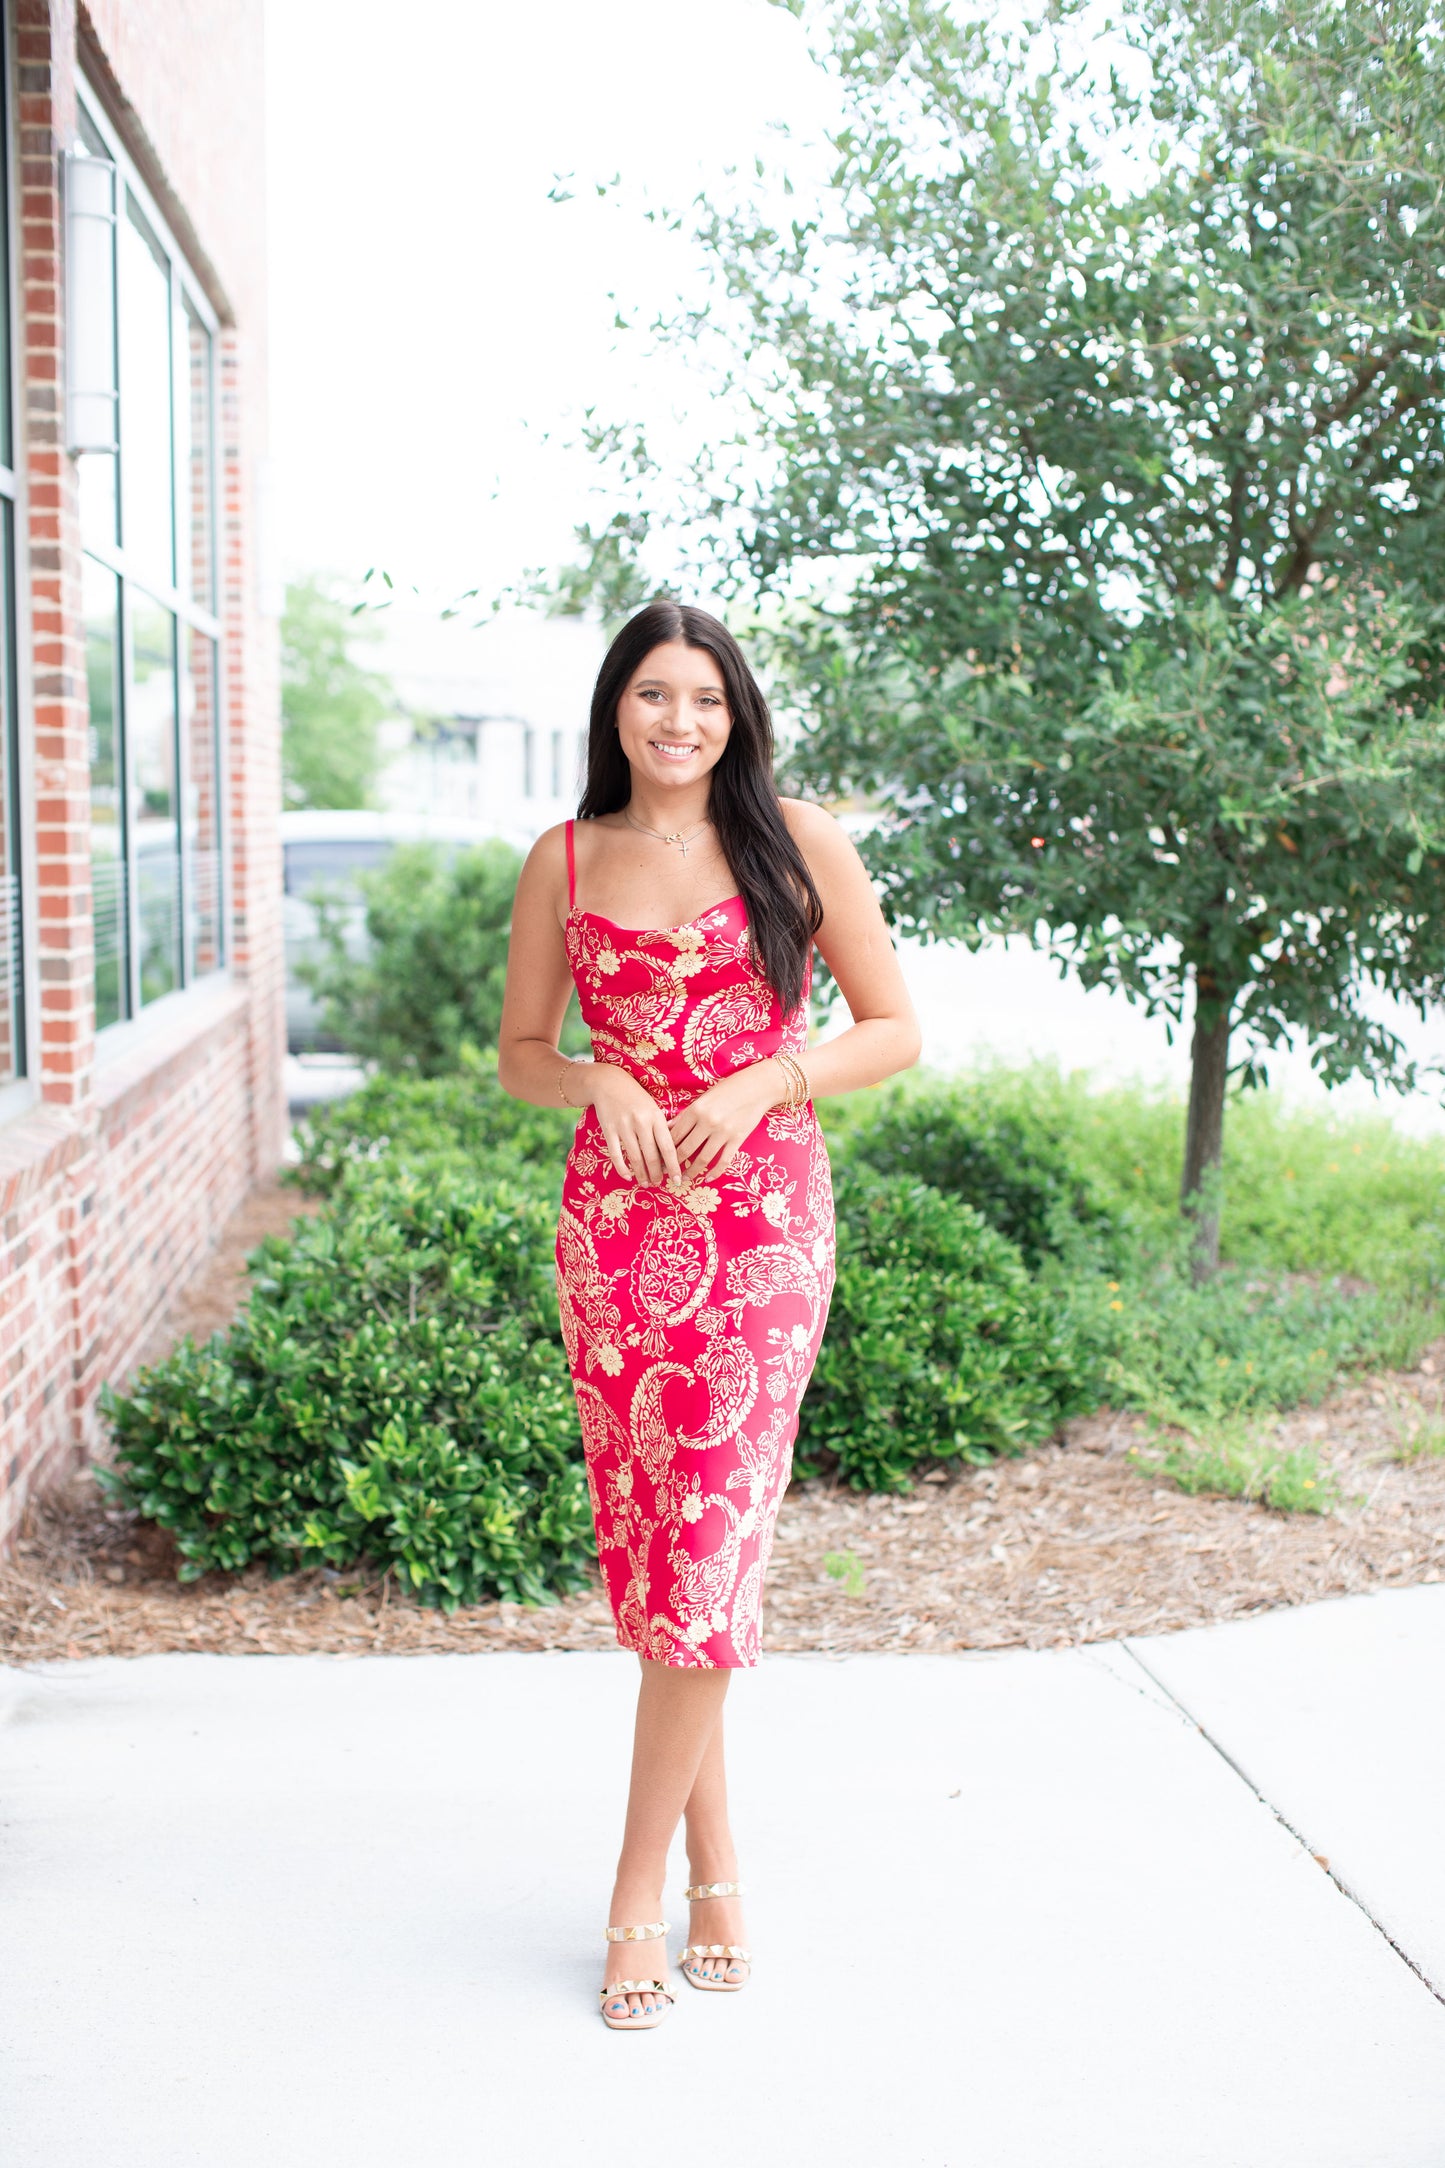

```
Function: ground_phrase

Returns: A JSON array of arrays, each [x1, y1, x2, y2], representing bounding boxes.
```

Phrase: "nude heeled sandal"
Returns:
[[600, 1921, 675, 2031], [679, 1881, 751, 1992]]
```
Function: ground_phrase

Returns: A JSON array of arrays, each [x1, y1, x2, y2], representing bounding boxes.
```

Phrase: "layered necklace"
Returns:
[[623, 809, 712, 861]]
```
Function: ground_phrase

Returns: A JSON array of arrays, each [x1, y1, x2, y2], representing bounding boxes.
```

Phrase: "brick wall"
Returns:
[[0, 0, 279, 1550]]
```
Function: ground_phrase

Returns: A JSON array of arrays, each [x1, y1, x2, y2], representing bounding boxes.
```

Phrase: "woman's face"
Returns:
[[614, 641, 732, 796]]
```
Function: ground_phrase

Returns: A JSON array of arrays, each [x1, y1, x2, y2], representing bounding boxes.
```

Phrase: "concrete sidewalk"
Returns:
[[2, 1589, 1443, 2168]]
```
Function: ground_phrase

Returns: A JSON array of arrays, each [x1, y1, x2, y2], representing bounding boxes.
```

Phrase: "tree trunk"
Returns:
[[1181, 967, 1230, 1283]]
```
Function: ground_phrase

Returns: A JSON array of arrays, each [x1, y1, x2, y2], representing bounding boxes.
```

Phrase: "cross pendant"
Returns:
[[671, 833, 689, 857]]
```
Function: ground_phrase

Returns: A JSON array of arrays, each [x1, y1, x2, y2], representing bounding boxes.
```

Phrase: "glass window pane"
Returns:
[[85, 554, 128, 1028], [78, 451, 119, 548], [179, 299, 213, 609], [0, 506, 22, 1083], [130, 599, 180, 1004], [118, 197, 174, 587], [72, 144, 119, 548], [181, 626, 222, 976], [0, 37, 10, 477]]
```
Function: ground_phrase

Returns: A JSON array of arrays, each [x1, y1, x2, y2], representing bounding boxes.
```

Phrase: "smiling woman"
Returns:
[[498, 598, 920, 2030]]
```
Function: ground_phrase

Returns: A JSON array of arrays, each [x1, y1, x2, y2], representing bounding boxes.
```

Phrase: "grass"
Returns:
[[1396, 1419, 1445, 1463], [979, 1062, 1445, 1299], [1129, 1423, 1338, 1514], [825, 1061, 1445, 1514], [823, 1549, 867, 1598]]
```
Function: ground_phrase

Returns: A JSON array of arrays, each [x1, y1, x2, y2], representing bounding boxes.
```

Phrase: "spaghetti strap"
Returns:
[[565, 818, 577, 910]]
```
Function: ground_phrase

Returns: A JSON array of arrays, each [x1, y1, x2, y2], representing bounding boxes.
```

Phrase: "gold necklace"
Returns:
[[623, 809, 712, 861]]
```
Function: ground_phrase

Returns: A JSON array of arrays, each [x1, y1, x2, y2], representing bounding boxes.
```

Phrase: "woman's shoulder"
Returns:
[[778, 795, 841, 841], [523, 820, 571, 870], [778, 795, 855, 864]]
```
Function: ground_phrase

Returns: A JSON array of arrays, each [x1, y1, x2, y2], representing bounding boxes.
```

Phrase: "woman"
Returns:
[[498, 600, 919, 2029]]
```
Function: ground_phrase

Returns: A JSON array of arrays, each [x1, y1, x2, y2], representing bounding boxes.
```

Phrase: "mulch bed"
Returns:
[[3, 1181, 1442, 1665]]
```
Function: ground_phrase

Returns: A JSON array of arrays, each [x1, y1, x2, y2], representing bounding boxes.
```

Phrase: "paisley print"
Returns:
[[556, 820, 836, 1668]]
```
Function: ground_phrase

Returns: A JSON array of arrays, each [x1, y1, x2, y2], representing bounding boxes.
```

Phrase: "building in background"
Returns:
[[374, 606, 603, 841], [0, 0, 280, 1548]]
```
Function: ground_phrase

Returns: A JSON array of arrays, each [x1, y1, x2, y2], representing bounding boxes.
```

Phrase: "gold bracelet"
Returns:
[[557, 1060, 575, 1108], [775, 1049, 809, 1110]]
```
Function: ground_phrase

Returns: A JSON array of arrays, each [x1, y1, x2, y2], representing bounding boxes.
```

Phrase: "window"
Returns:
[[72, 93, 223, 1032], [0, 6, 25, 1095]]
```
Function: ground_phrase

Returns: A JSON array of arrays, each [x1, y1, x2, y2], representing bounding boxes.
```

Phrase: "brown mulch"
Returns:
[[2, 1179, 1443, 1664]]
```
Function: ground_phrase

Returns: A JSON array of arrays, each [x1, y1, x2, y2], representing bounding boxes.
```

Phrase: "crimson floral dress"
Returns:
[[554, 820, 836, 1667]]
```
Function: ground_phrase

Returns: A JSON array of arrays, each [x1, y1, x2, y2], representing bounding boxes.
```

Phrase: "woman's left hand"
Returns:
[[668, 1062, 783, 1181]]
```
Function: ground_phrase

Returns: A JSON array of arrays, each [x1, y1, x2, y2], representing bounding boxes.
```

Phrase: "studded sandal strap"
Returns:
[[683, 1881, 745, 1901], [604, 1921, 668, 1942], [680, 1943, 751, 1963], [599, 1978, 675, 2004]]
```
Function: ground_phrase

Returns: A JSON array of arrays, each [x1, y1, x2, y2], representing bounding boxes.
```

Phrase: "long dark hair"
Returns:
[[578, 600, 823, 1014]]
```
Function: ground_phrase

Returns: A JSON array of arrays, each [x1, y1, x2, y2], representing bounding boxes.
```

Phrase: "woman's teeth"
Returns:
[[651, 741, 696, 760]]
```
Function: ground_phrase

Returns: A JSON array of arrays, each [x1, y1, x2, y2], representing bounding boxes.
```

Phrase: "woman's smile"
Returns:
[[649, 739, 699, 762]]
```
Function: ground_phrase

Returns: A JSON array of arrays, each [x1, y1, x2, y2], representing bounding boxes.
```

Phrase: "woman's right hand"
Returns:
[[582, 1063, 684, 1189]]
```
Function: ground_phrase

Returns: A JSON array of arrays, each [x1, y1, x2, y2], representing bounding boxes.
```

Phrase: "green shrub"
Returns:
[[1097, 1260, 1432, 1426], [960, 1063, 1445, 1296], [291, 1051, 572, 1200], [301, 839, 524, 1076], [797, 1168, 1102, 1489], [825, 1075, 1123, 1268], [103, 1168, 591, 1609]]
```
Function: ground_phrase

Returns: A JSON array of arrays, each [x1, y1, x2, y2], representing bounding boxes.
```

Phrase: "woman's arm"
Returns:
[[497, 826, 685, 1188], [668, 800, 921, 1177], [781, 797, 922, 1097]]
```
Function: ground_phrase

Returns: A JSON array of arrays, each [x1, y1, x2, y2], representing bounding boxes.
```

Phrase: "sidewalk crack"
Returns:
[[1119, 1638, 1445, 2011]]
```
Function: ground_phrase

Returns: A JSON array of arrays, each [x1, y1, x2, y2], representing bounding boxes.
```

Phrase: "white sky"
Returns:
[[264, 0, 833, 605], [263, 1, 1445, 1123]]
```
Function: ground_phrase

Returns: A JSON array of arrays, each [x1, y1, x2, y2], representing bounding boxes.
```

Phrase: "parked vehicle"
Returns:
[[281, 809, 527, 1054]]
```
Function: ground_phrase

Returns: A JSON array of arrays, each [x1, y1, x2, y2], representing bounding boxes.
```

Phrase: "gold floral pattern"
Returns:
[[556, 864, 835, 1668]]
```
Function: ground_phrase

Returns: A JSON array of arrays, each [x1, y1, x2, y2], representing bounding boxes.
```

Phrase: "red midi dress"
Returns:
[[555, 819, 836, 1668]]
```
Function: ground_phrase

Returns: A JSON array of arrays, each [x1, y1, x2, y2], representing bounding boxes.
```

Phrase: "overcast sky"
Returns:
[[264, 0, 834, 608], [262, 1, 1445, 1116]]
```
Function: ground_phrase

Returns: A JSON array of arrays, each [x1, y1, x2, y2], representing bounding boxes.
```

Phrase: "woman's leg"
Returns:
[[680, 1706, 749, 1985], [604, 1658, 731, 2019]]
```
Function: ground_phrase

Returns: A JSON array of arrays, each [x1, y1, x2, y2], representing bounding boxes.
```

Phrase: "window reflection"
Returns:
[[181, 626, 221, 976], [130, 600, 179, 1005], [73, 115, 119, 551], [0, 505, 20, 1080], [179, 298, 212, 610], [118, 198, 174, 589], [82, 102, 223, 1033], [85, 556, 127, 1029]]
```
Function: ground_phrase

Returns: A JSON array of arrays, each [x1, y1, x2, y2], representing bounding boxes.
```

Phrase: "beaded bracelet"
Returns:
[[557, 1060, 576, 1107]]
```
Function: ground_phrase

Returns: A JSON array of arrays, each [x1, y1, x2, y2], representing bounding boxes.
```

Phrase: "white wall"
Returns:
[[374, 607, 605, 838]]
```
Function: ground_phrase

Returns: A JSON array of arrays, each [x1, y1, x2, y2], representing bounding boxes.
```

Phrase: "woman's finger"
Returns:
[[688, 1131, 727, 1178], [600, 1124, 633, 1183], [631, 1122, 666, 1187], [680, 1131, 713, 1175], [669, 1112, 700, 1157], [654, 1118, 685, 1188]]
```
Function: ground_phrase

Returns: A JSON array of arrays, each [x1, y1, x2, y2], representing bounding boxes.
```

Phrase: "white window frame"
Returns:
[[0, 0, 37, 1129], [75, 75, 230, 1066]]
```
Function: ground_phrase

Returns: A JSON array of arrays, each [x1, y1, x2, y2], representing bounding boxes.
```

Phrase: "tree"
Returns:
[[301, 840, 525, 1076], [569, 0, 1445, 1274], [281, 575, 394, 809]]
